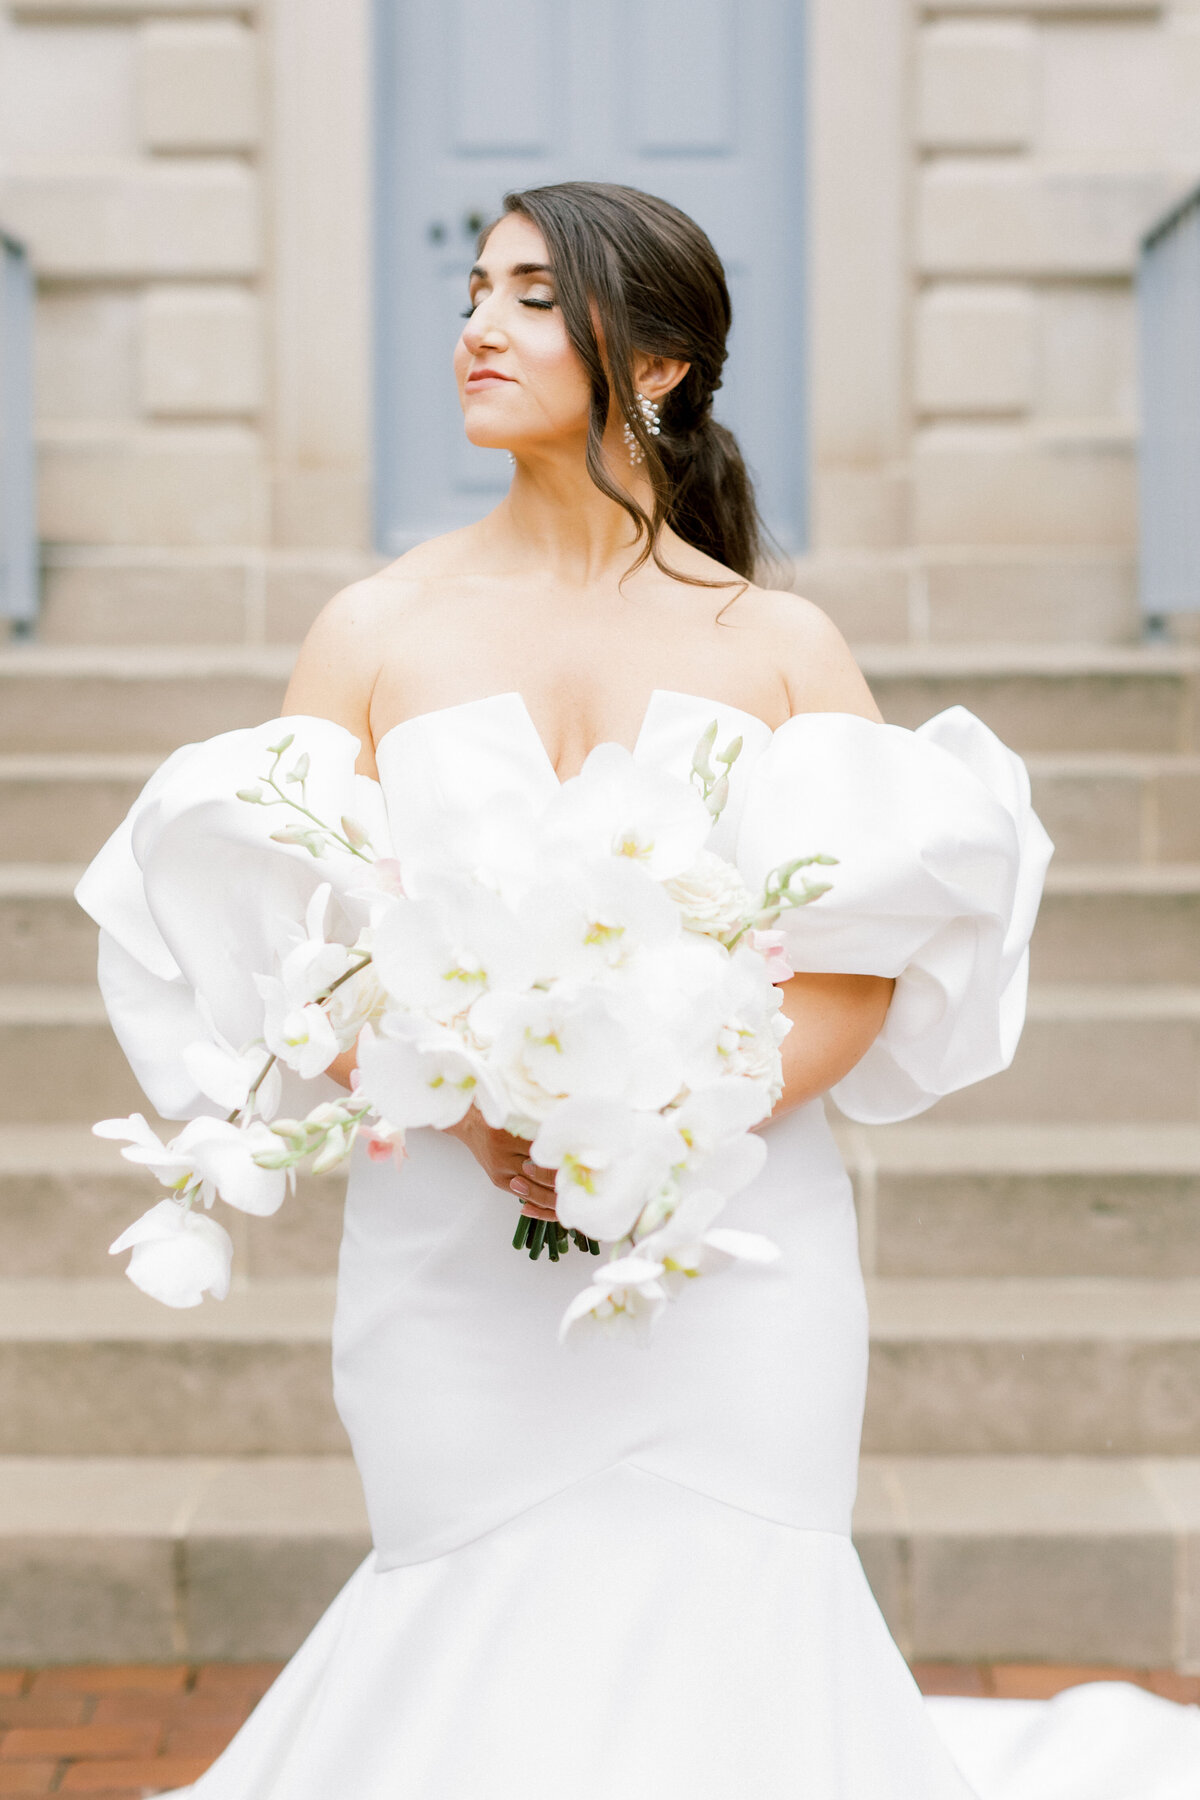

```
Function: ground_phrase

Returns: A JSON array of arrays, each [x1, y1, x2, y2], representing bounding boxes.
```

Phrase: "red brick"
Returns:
[[1, 1726, 159, 1761], [162, 1723, 238, 1759], [0, 1695, 88, 1729], [59, 1758, 211, 1791], [30, 1667, 187, 1697], [0, 1683, 23, 1702], [92, 1693, 245, 1730], [190, 1662, 282, 1700], [1145, 1670, 1200, 1704], [990, 1662, 1147, 1700], [0, 1764, 57, 1794], [911, 1661, 990, 1697]]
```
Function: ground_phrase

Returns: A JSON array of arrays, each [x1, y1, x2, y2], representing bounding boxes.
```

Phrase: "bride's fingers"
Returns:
[[521, 1158, 556, 1189]]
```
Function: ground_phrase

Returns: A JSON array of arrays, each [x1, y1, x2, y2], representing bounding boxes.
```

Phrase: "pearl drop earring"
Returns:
[[623, 392, 661, 466]]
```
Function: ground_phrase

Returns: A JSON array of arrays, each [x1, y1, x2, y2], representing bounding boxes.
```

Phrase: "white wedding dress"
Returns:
[[75, 689, 1200, 1798]]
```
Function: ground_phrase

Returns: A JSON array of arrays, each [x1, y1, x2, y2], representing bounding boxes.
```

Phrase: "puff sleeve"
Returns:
[[734, 706, 1053, 1123], [74, 716, 392, 1121]]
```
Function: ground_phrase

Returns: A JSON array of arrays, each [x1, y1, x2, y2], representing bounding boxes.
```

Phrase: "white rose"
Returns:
[[663, 851, 754, 939]]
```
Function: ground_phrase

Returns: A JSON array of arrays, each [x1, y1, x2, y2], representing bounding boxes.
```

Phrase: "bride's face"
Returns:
[[453, 213, 593, 454]]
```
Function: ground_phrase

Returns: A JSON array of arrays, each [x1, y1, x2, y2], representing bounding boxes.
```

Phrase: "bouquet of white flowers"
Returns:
[[99, 721, 834, 1340]]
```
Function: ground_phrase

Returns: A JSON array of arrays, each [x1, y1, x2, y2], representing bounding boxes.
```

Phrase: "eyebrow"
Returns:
[[468, 261, 555, 282]]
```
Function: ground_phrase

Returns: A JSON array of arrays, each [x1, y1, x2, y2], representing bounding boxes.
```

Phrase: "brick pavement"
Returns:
[[0, 1662, 1196, 1795]]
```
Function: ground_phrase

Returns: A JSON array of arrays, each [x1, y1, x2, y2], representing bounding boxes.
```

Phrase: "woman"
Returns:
[[76, 183, 1198, 1797]]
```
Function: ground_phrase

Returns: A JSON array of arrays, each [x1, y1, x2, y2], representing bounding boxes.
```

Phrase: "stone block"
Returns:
[[16, 1, 259, 13], [918, 165, 1172, 277], [138, 20, 259, 151], [1028, 758, 1145, 862], [39, 559, 249, 645], [913, 427, 1136, 548], [141, 287, 263, 417], [0, 647, 291, 752], [0, 1536, 177, 1664], [38, 426, 266, 547], [34, 290, 138, 425], [1039, 20, 1194, 163], [875, 1164, 1200, 1280], [917, 22, 1036, 149], [0, 164, 259, 278], [183, 1535, 367, 1659], [270, 471, 372, 551], [789, 556, 911, 644], [912, 1531, 1174, 1665], [0, 1000, 143, 1122], [1037, 285, 1137, 424], [929, 994, 1200, 1125], [0, 873, 98, 984], [924, 556, 1139, 645], [1158, 767, 1200, 860], [1031, 878, 1200, 983], [0, 18, 137, 159], [0, 755, 155, 859], [915, 286, 1036, 414], [810, 468, 910, 552]]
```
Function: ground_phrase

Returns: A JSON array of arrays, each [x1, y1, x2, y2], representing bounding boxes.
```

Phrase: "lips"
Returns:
[[466, 369, 515, 387]]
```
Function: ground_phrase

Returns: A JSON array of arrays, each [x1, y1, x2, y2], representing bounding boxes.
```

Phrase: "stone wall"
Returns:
[[1, 0, 1199, 641]]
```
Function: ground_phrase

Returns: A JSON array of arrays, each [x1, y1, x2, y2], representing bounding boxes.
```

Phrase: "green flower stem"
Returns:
[[546, 1227, 560, 1262], [528, 1219, 547, 1260], [512, 1214, 531, 1249]]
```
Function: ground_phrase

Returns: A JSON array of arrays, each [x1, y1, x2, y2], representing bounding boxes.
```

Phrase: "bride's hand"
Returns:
[[448, 1107, 558, 1221]]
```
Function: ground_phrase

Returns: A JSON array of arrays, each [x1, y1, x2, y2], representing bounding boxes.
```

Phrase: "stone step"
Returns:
[[838, 1121, 1200, 1280], [4, 1275, 1200, 1458], [1, 644, 1197, 754], [5, 1121, 1198, 1287], [1027, 753, 1200, 866], [0, 1280, 346, 1457], [1032, 867, 1200, 983], [0, 1124, 345, 1283], [861, 1277, 1200, 1456], [0, 868, 95, 984], [0, 754, 157, 863], [0, 1451, 1195, 1666], [2, 983, 1197, 1125], [5, 864, 1197, 989], [929, 984, 1200, 1125]]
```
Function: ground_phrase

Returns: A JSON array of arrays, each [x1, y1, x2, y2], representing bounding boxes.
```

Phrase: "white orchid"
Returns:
[[108, 1198, 234, 1308], [371, 875, 534, 1027], [539, 743, 712, 880], [253, 884, 362, 1078], [471, 986, 639, 1134], [355, 1015, 505, 1132], [557, 1251, 669, 1340], [530, 1098, 685, 1241], [633, 1185, 781, 1278], [95, 1113, 289, 1217], [520, 857, 680, 983]]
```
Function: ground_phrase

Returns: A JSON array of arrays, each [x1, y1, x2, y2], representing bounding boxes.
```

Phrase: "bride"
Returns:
[[77, 182, 1199, 1798]]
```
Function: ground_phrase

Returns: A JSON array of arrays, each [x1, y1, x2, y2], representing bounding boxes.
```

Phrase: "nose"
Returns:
[[461, 294, 506, 353]]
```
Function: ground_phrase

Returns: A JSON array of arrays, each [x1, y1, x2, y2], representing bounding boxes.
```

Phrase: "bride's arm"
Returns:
[[767, 972, 895, 1122]]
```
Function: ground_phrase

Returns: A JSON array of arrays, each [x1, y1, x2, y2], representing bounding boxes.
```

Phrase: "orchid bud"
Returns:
[[312, 1125, 352, 1174], [267, 734, 294, 755], [718, 734, 743, 768], [704, 776, 729, 817], [286, 752, 311, 784], [690, 719, 718, 782], [341, 815, 372, 850], [237, 786, 264, 805]]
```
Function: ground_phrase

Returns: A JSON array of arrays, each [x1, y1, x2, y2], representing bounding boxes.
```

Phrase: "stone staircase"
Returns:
[[1, 580, 1199, 1667]]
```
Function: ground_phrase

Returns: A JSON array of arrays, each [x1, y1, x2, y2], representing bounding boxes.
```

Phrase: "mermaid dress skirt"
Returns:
[[75, 690, 1200, 1797]]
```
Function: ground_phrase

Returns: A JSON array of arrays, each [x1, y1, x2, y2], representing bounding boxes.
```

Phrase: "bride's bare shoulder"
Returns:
[[730, 581, 882, 724]]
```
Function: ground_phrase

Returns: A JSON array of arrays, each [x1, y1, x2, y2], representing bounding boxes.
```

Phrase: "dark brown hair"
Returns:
[[485, 180, 773, 594]]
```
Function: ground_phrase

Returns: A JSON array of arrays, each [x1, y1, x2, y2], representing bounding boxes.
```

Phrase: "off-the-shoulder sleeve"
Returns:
[[75, 716, 392, 1120], [734, 706, 1054, 1123]]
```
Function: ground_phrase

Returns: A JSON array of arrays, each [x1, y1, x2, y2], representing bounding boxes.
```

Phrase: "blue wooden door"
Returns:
[[374, 0, 805, 553]]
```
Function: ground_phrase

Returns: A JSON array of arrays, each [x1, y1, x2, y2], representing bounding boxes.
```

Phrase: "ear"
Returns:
[[631, 354, 691, 402]]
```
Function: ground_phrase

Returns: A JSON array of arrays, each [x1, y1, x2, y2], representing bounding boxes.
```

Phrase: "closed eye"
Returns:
[[460, 298, 556, 318]]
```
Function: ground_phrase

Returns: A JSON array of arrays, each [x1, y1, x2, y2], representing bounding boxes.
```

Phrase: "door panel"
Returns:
[[374, 0, 805, 550]]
